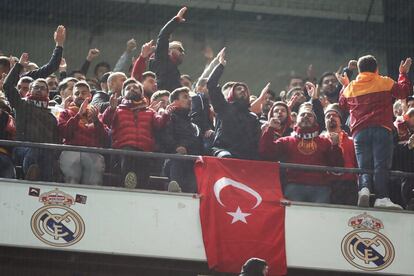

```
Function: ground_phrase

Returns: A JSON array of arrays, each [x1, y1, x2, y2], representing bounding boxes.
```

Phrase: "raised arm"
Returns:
[[131, 40, 155, 81], [3, 53, 29, 108], [207, 48, 227, 114], [80, 48, 100, 76], [154, 7, 187, 64], [113, 39, 137, 73], [391, 58, 412, 99], [23, 25, 65, 80]]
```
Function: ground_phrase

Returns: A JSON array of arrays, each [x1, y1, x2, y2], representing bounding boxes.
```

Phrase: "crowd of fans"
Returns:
[[1, 7, 414, 210]]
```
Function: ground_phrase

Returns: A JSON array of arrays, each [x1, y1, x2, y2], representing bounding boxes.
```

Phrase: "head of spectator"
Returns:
[[296, 105, 317, 131], [222, 81, 236, 99], [267, 101, 291, 136], [319, 72, 339, 101], [150, 90, 170, 110], [26, 78, 49, 108], [393, 99, 407, 118], [86, 78, 99, 90], [122, 78, 144, 102], [404, 108, 414, 129], [227, 82, 250, 108], [261, 100, 274, 118], [94, 62, 111, 81], [0, 56, 10, 76], [325, 103, 343, 133], [17, 76, 33, 98], [169, 41, 185, 65], [73, 81, 92, 107], [100, 72, 111, 93], [58, 77, 78, 102], [142, 71, 157, 99], [287, 74, 304, 91], [195, 78, 208, 94], [46, 74, 58, 91], [107, 72, 127, 97], [239, 258, 268, 276], [25, 62, 39, 73], [285, 87, 306, 109], [407, 95, 414, 110], [170, 87, 191, 110], [180, 74, 192, 88], [357, 55, 378, 74], [70, 70, 86, 81]]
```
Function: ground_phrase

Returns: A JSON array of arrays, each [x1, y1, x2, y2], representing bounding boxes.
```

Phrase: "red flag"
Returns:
[[195, 157, 287, 275]]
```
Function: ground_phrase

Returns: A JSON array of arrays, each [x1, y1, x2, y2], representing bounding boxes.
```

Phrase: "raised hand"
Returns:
[[259, 82, 271, 99], [335, 71, 350, 87], [126, 38, 137, 53], [89, 105, 99, 122], [19, 53, 30, 67], [348, 60, 358, 71], [175, 7, 187, 22], [78, 97, 90, 116], [63, 96, 73, 109], [86, 48, 100, 62], [399, 57, 412, 74], [141, 40, 156, 59], [287, 94, 299, 110], [329, 132, 340, 146], [218, 47, 226, 66], [59, 58, 67, 72], [305, 81, 320, 100], [269, 117, 282, 130], [54, 25, 66, 47]]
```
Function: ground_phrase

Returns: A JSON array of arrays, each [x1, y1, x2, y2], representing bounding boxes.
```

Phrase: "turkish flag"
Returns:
[[195, 157, 287, 275]]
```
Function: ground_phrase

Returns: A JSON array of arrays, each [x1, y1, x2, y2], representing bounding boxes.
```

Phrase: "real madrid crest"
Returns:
[[341, 213, 395, 272], [30, 188, 86, 247]]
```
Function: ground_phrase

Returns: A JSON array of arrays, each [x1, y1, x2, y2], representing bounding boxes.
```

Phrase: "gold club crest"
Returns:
[[30, 189, 85, 247], [341, 213, 395, 272]]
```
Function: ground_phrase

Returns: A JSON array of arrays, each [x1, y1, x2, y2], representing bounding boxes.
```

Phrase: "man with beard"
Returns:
[[262, 101, 292, 139], [160, 87, 202, 193], [3, 53, 61, 181], [321, 104, 358, 205], [91, 72, 127, 113], [207, 48, 261, 160], [153, 7, 187, 92], [260, 106, 344, 203], [102, 78, 168, 189], [58, 81, 108, 185]]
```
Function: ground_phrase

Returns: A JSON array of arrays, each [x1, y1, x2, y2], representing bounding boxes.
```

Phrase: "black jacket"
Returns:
[[190, 93, 214, 135], [23, 46, 63, 80], [207, 64, 261, 160], [160, 108, 202, 155], [153, 18, 181, 92], [3, 63, 59, 144], [91, 91, 110, 113]]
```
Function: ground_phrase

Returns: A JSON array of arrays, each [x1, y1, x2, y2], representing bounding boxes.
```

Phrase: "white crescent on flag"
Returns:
[[213, 177, 262, 209]]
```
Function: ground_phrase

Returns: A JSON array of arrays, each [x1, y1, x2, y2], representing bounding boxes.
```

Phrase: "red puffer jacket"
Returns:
[[102, 105, 167, 151]]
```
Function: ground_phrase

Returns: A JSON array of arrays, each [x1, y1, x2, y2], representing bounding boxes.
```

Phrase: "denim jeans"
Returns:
[[164, 159, 197, 193], [13, 147, 54, 181], [0, 154, 16, 178], [353, 127, 393, 198], [284, 183, 331, 203]]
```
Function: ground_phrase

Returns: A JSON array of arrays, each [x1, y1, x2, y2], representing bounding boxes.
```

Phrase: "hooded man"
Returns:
[[260, 105, 344, 203], [206, 48, 260, 160], [102, 78, 168, 189], [262, 101, 292, 139]]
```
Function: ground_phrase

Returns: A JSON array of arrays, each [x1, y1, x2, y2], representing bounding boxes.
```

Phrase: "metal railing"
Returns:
[[1, 139, 414, 178]]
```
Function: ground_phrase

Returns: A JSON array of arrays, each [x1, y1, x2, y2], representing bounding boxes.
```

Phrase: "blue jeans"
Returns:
[[0, 154, 16, 178], [354, 127, 393, 198], [284, 183, 331, 203], [164, 159, 197, 193], [13, 147, 54, 181]]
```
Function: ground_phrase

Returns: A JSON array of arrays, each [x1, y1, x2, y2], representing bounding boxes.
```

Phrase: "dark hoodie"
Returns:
[[267, 101, 293, 139], [207, 64, 261, 160], [239, 258, 267, 276]]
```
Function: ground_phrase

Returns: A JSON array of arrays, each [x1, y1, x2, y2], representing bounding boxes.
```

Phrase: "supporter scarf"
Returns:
[[121, 98, 148, 111], [293, 125, 319, 155], [25, 94, 49, 109]]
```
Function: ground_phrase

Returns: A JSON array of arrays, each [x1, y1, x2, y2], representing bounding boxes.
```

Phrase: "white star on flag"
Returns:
[[226, 206, 251, 224]]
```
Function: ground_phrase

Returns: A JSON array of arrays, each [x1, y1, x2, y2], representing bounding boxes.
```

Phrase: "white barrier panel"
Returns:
[[0, 179, 413, 275]]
